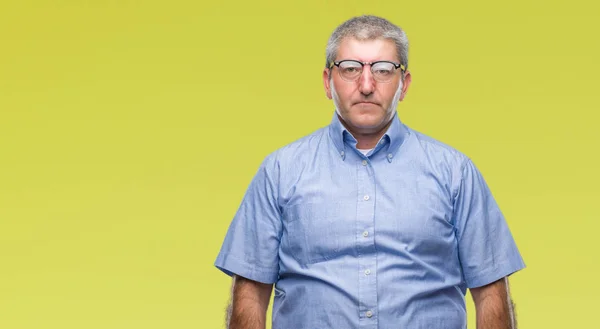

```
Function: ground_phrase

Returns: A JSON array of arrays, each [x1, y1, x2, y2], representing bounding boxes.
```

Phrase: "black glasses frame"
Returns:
[[329, 60, 406, 73]]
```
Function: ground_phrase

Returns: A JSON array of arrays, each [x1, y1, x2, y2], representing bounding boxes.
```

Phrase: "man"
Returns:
[[215, 15, 525, 329]]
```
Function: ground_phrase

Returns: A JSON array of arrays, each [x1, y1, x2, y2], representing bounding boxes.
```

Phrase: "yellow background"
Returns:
[[1, 0, 598, 328]]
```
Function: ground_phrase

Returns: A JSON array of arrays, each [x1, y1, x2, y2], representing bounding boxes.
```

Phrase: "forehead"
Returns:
[[336, 37, 398, 62]]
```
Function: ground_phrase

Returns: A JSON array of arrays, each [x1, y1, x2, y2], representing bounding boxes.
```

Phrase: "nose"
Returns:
[[358, 68, 375, 96]]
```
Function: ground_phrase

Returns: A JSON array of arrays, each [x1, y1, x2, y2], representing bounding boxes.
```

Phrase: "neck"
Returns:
[[339, 115, 394, 149]]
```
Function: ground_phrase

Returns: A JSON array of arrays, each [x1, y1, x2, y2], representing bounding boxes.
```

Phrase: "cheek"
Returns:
[[381, 85, 401, 103], [342, 87, 359, 103], [332, 80, 355, 99]]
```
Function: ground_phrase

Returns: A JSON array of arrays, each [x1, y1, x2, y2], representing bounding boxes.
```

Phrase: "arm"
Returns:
[[226, 275, 273, 329], [470, 277, 517, 329]]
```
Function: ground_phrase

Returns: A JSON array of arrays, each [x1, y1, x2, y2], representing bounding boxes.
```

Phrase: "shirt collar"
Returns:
[[328, 111, 409, 162]]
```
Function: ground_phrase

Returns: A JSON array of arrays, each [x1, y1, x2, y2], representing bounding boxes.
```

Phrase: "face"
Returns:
[[323, 38, 411, 135]]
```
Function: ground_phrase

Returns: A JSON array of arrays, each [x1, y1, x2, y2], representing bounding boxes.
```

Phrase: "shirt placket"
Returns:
[[356, 156, 378, 329]]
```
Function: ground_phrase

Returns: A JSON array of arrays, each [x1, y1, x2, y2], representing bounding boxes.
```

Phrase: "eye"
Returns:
[[374, 69, 392, 76]]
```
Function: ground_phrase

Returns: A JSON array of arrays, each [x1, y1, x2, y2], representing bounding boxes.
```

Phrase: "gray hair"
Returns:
[[325, 15, 409, 71]]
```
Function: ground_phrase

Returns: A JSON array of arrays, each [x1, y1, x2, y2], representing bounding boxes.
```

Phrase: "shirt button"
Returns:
[[387, 153, 393, 159], [362, 231, 369, 237], [362, 160, 368, 166], [366, 310, 373, 318], [363, 195, 370, 201], [340, 151, 345, 157], [365, 269, 371, 275]]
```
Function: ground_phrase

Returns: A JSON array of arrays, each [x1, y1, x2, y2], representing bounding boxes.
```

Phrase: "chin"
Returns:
[[339, 108, 389, 128]]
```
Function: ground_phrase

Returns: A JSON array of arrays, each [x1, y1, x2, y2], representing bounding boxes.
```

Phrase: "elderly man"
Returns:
[[215, 15, 525, 329]]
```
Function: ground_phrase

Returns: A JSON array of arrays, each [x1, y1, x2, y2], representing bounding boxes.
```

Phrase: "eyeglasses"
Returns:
[[329, 60, 406, 83]]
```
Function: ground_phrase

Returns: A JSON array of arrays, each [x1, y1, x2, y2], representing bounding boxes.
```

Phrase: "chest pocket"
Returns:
[[282, 202, 354, 266]]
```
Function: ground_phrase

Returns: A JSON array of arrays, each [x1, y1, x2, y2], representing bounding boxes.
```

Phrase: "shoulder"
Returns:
[[263, 126, 329, 164], [403, 126, 475, 198], [406, 126, 471, 171], [258, 126, 329, 174]]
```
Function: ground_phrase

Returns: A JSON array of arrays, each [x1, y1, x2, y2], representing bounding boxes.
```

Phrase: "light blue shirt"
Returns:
[[215, 112, 525, 329]]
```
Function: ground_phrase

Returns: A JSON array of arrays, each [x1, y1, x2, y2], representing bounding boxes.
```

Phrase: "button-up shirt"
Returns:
[[215, 112, 525, 329]]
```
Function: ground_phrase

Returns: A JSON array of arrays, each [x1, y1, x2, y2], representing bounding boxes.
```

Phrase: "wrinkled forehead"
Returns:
[[335, 36, 399, 62]]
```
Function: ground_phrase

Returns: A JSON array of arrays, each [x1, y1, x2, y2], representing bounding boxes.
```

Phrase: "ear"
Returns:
[[399, 70, 412, 101], [323, 68, 332, 99]]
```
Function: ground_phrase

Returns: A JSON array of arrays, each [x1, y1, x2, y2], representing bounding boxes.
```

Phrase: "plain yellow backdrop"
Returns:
[[1, 0, 599, 328]]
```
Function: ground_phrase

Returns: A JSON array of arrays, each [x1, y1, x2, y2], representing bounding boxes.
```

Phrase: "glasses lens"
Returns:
[[371, 62, 396, 82], [338, 61, 362, 81]]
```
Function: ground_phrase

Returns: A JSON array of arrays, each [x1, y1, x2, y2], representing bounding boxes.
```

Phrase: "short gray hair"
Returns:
[[325, 15, 409, 70]]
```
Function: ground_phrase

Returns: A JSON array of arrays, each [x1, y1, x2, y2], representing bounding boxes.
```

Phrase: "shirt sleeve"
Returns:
[[214, 153, 282, 284], [453, 159, 526, 288]]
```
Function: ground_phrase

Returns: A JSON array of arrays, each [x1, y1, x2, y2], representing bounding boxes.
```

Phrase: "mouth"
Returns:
[[355, 101, 379, 107]]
